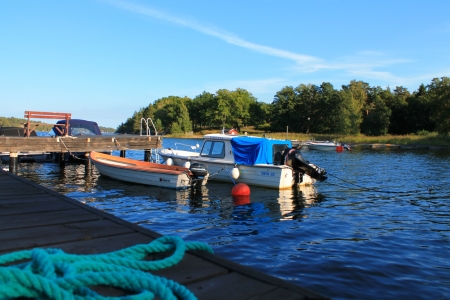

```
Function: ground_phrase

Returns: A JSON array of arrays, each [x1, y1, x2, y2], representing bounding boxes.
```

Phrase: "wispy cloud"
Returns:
[[101, 0, 322, 68], [102, 0, 423, 88]]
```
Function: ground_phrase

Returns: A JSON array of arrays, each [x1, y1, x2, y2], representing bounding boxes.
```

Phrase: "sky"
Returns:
[[1, 1, 449, 128]]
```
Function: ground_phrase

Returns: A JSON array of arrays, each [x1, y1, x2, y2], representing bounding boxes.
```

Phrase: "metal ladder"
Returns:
[[140, 118, 161, 163]]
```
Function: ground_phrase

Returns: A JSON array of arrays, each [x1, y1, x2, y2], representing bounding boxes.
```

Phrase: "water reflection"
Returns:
[[12, 160, 326, 224]]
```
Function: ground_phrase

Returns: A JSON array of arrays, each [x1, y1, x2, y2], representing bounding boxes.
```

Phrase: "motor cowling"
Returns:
[[286, 149, 327, 182], [189, 163, 208, 178], [189, 162, 209, 188]]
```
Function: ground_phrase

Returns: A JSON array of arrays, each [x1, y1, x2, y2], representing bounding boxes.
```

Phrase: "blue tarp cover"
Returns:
[[230, 137, 291, 165]]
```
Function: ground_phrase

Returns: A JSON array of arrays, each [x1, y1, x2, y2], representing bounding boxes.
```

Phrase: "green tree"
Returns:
[[361, 87, 392, 135], [271, 86, 297, 132], [342, 80, 370, 134], [406, 84, 434, 133], [190, 91, 215, 129], [229, 88, 255, 128], [152, 96, 193, 133], [248, 101, 269, 128], [427, 77, 450, 134], [384, 86, 410, 134]]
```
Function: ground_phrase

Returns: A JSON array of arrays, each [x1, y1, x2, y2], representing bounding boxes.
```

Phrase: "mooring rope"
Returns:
[[57, 137, 88, 161], [325, 172, 436, 195], [0, 235, 213, 300]]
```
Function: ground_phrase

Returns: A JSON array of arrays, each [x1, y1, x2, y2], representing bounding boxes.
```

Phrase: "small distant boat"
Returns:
[[89, 151, 209, 190], [305, 141, 352, 151]]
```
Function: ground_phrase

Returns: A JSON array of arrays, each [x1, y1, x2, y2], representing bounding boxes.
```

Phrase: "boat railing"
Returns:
[[140, 118, 158, 136]]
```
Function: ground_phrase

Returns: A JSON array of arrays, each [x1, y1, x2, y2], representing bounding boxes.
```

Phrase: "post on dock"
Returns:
[[144, 150, 151, 162], [84, 152, 91, 173], [120, 150, 126, 158], [8, 152, 18, 173], [58, 152, 65, 167]]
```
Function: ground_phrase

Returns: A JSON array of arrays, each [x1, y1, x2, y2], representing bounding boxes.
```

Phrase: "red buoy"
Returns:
[[232, 195, 251, 206], [336, 145, 343, 152], [231, 183, 250, 197]]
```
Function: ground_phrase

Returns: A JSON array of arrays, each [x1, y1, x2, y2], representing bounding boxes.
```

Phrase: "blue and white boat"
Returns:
[[159, 133, 327, 189]]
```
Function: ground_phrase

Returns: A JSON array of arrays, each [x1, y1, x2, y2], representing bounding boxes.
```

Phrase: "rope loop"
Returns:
[[0, 235, 213, 300]]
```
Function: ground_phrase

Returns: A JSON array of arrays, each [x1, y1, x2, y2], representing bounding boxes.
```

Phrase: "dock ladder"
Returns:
[[140, 118, 160, 163]]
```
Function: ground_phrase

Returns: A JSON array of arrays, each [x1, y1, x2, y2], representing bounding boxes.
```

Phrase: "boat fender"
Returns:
[[184, 161, 191, 168], [166, 157, 173, 166], [231, 166, 240, 179]]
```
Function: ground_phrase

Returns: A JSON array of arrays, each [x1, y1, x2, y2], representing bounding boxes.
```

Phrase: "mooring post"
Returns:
[[84, 152, 91, 173], [59, 152, 65, 167], [144, 150, 151, 162], [120, 150, 126, 158], [9, 152, 18, 173]]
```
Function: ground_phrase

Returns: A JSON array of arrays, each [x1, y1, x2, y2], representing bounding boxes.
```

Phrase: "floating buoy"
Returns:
[[232, 195, 250, 206], [336, 145, 343, 152], [231, 183, 250, 206], [231, 166, 240, 179], [166, 158, 173, 166], [231, 183, 250, 197], [183, 161, 191, 168]]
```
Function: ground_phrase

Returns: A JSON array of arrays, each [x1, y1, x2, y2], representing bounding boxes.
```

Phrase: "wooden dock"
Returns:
[[0, 134, 162, 153], [0, 169, 328, 299]]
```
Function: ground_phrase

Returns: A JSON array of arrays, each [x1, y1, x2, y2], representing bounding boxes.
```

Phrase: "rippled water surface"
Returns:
[[4, 138, 450, 299]]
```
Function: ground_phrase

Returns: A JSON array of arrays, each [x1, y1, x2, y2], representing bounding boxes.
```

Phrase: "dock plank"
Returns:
[[0, 169, 328, 299], [0, 193, 63, 204], [0, 219, 135, 253], [186, 272, 277, 299], [0, 209, 100, 230], [0, 198, 81, 216]]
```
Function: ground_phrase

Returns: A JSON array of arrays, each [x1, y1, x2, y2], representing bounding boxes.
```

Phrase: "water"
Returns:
[[3, 137, 450, 299]]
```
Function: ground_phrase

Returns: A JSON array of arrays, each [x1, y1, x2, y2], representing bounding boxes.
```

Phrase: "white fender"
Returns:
[[231, 167, 240, 179], [183, 161, 191, 168], [166, 157, 173, 166]]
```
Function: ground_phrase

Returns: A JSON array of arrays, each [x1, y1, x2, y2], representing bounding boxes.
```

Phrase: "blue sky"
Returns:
[[1, 1, 449, 128]]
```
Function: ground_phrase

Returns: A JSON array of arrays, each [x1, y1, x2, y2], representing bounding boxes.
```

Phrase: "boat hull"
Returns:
[[90, 151, 199, 189], [159, 150, 314, 189]]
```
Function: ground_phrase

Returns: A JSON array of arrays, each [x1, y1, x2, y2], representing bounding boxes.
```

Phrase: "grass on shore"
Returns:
[[167, 127, 450, 147]]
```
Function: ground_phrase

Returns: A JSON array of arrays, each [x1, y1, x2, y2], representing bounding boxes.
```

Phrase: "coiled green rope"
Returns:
[[0, 235, 213, 300]]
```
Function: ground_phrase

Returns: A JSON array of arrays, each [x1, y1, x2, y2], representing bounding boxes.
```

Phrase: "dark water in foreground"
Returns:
[[3, 138, 450, 299]]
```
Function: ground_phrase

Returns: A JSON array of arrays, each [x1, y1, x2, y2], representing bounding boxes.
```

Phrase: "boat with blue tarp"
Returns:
[[159, 133, 326, 189]]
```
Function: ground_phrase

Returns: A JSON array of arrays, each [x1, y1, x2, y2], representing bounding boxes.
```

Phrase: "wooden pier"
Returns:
[[0, 134, 162, 171], [0, 134, 161, 153], [0, 169, 328, 299]]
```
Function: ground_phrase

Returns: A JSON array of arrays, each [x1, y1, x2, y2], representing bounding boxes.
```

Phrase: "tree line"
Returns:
[[117, 77, 450, 136]]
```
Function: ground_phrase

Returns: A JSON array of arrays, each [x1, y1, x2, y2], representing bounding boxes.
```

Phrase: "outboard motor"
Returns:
[[189, 163, 209, 188], [285, 149, 327, 182]]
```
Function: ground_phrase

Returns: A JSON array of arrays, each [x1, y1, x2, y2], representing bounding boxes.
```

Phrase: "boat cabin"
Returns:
[[199, 134, 291, 166]]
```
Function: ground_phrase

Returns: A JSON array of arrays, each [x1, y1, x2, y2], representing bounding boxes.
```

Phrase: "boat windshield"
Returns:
[[200, 141, 225, 158]]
